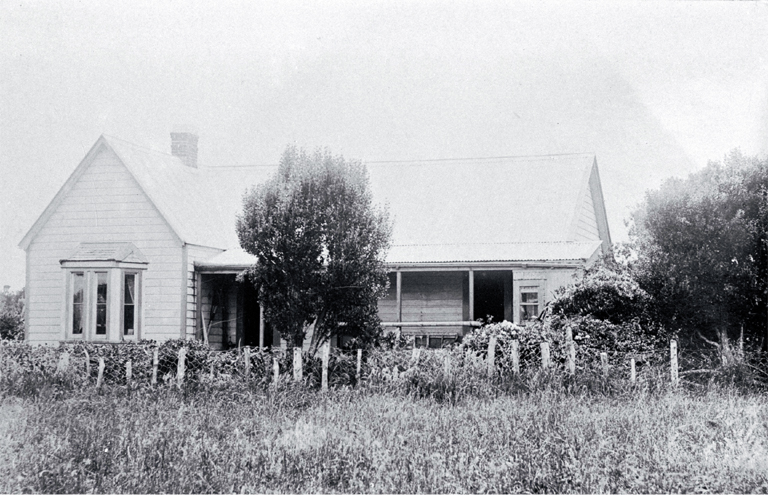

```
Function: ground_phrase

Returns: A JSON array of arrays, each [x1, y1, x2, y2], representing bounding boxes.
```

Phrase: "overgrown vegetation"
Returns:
[[626, 149, 768, 349], [1, 384, 767, 493], [0, 287, 24, 340]]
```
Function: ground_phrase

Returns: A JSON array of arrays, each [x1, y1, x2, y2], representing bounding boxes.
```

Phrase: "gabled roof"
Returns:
[[21, 136, 611, 266]]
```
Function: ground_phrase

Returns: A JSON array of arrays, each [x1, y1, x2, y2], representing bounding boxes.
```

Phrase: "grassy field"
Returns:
[[1, 384, 767, 493]]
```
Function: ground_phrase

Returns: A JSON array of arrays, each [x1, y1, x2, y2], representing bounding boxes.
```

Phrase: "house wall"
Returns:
[[378, 271, 465, 336], [512, 267, 581, 323], [25, 145, 184, 344]]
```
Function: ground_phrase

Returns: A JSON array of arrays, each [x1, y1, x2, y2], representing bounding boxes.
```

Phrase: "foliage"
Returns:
[[627, 150, 768, 346], [236, 146, 391, 355], [0, 287, 24, 340], [549, 260, 652, 326]]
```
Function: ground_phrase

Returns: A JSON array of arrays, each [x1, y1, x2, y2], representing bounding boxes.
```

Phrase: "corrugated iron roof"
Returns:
[[98, 137, 606, 265]]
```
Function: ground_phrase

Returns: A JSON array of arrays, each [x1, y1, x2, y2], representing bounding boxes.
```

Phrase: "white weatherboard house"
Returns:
[[20, 133, 611, 349]]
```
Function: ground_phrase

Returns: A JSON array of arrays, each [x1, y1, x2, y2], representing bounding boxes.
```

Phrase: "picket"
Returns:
[[126, 360, 132, 385], [511, 339, 520, 375], [600, 352, 608, 377], [96, 358, 105, 389], [670, 340, 679, 386], [151, 349, 158, 386], [293, 348, 302, 382], [177, 348, 186, 389], [487, 336, 497, 376], [272, 355, 280, 384], [540, 342, 551, 370], [356, 349, 362, 384], [321, 342, 330, 391], [244, 347, 251, 376], [630, 358, 636, 383]]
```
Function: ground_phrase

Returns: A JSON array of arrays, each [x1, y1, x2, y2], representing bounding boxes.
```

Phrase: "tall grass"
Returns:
[[1, 384, 767, 493]]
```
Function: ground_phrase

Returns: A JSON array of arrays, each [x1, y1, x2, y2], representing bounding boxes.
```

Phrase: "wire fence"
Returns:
[[0, 336, 700, 396]]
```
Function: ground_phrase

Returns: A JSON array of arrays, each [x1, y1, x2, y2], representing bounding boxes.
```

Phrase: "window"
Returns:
[[71, 272, 85, 336], [519, 286, 540, 322], [60, 242, 148, 342], [123, 273, 138, 337]]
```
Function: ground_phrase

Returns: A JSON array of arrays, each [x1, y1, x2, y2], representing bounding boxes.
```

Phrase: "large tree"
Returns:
[[627, 150, 768, 348], [236, 146, 391, 355]]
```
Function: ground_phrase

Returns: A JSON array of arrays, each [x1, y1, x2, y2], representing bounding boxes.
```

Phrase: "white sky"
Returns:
[[2, 1, 768, 290]]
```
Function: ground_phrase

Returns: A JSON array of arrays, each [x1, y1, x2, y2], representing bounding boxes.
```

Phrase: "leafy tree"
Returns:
[[0, 287, 25, 340], [627, 150, 768, 348], [236, 146, 391, 355]]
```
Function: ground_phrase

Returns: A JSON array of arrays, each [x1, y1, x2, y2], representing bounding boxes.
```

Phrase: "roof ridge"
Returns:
[[392, 241, 599, 247], [102, 134, 176, 159], [367, 152, 595, 165]]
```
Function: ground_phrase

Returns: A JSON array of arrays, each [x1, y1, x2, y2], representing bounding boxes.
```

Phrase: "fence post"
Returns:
[[487, 336, 497, 376], [126, 360, 132, 386], [356, 349, 362, 384], [511, 339, 520, 375], [410, 347, 421, 366], [630, 358, 636, 383], [321, 342, 330, 391], [293, 347, 302, 382], [567, 341, 576, 375], [565, 326, 575, 375], [57, 351, 70, 373], [151, 348, 158, 386], [540, 342, 550, 370], [244, 347, 251, 377], [670, 339, 679, 386], [600, 352, 609, 377], [272, 354, 280, 384], [84, 349, 91, 380], [177, 347, 186, 389], [96, 358, 105, 389]]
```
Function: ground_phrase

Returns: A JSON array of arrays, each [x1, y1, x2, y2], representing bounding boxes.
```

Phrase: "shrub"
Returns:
[[549, 262, 652, 326]]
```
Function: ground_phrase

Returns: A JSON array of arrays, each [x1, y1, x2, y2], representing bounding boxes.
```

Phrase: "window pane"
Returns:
[[96, 272, 108, 335], [124, 274, 135, 336], [72, 273, 84, 335], [124, 305, 135, 336], [73, 273, 84, 304], [124, 274, 135, 304], [521, 290, 538, 304], [521, 304, 539, 321]]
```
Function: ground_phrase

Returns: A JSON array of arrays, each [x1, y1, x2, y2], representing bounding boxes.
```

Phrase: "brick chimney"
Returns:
[[171, 128, 198, 168]]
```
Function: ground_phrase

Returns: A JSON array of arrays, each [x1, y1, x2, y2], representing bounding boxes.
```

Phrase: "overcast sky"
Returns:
[[2, 1, 768, 290]]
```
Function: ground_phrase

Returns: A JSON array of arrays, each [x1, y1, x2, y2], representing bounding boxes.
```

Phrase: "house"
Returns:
[[19, 132, 611, 348]]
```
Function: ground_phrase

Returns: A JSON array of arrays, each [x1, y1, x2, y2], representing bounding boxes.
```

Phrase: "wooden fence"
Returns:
[[23, 339, 682, 391]]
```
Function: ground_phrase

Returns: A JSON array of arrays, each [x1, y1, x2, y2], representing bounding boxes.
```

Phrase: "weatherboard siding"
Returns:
[[25, 146, 184, 344], [378, 272, 465, 335], [573, 186, 600, 241]]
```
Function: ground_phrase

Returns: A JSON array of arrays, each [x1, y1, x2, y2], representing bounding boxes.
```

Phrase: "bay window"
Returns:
[[60, 243, 148, 342]]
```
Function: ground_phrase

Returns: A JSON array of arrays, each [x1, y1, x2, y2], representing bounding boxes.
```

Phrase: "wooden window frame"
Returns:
[[121, 271, 142, 341], [513, 279, 545, 326], [62, 265, 146, 342]]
